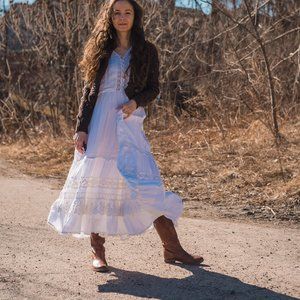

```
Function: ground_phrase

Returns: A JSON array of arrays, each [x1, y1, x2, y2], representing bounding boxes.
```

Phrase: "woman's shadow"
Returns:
[[97, 263, 296, 300]]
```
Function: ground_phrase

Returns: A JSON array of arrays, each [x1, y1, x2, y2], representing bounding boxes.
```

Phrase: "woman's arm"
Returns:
[[132, 43, 160, 108]]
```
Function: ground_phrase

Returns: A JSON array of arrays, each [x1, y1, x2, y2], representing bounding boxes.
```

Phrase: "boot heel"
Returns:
[[154, 216, 205, 266], [90, 233, 108, 272], [164, 259, 176, 263]]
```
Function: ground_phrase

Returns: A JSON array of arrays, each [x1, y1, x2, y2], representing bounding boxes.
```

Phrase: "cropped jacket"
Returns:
[[75, 40, 160, 134]]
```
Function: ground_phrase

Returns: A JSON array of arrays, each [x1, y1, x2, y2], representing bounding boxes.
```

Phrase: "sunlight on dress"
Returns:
[[47, 47, 183, 239]]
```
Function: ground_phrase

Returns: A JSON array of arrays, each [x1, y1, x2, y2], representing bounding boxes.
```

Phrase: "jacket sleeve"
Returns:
[[74, 82, 93, 134], [133, 43, 160, 108]]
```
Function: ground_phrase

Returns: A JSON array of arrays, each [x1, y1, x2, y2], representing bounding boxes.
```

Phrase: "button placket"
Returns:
[[123, 55, 131, 90], [115, 48, 131, 91], [116, 57, 122, 90], [121, 59, 126, 89]]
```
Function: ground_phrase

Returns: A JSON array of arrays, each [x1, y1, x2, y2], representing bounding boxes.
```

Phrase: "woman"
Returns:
[[48, 0, 204, 273]]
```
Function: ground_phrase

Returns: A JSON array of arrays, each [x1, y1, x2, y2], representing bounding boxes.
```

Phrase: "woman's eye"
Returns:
[[113, 11, 132, 17]]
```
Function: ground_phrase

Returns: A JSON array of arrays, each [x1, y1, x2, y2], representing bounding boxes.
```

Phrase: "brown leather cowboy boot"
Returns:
[[90, 233, 109, 272], [153, 215, 204, 265]]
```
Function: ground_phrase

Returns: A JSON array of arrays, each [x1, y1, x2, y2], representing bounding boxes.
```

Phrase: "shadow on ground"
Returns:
[[97, 264, 295, 300]]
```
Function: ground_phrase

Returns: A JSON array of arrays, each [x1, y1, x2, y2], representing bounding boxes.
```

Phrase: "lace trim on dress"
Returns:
[[65, 176, 128, 189], [57, 187, 152, 217]]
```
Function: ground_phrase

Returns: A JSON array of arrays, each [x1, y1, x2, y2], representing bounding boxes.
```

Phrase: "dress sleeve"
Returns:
[[133, 43, 160, 108], [74, 82, 92, 134]]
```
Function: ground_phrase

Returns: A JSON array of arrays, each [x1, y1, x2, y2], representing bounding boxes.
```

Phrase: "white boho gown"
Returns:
[[47, 46, 183, 238]]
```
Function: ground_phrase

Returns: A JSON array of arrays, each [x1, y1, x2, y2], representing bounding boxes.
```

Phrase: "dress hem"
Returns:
[[47, 213, 180, 240]]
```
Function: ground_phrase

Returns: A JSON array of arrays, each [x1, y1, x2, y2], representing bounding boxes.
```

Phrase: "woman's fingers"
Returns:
[[118, 100, 137, 115], [74, 132, 87, 154], [121, 101, 137, 119], [123, 111, 132, 119], [75, 140, 84, 154]]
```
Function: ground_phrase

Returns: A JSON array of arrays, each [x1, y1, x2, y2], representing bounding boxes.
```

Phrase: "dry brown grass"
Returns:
[[0, 114, 299, 223], [147, 113, 300, 223]]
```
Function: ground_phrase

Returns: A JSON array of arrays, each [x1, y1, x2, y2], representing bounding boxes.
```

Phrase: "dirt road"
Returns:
[[0, 158, 299, 300]]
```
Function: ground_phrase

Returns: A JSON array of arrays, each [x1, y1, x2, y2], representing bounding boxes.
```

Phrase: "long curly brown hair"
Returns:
[[79, 0, 149, 87]]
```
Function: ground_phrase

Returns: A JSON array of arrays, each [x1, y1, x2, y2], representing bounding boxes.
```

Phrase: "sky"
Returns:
[[1, 0, 211, 14], [176, 0, 211, 13]]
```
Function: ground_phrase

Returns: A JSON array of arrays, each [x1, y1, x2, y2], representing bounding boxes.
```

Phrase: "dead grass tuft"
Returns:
[[0, 115, 299, 223]]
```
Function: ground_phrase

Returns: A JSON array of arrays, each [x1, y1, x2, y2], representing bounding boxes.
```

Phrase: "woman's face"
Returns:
[[111, 0, 135, 34]]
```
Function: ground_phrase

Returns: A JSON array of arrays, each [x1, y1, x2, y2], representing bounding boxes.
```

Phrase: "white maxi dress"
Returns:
[[47, 46, 183, 238]]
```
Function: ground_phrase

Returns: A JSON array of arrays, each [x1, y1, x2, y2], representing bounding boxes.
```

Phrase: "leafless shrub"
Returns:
[[0, 0, 298, 140]]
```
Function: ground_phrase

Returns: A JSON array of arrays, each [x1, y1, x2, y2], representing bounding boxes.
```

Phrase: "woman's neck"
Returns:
[[116, 31, 131, 49]]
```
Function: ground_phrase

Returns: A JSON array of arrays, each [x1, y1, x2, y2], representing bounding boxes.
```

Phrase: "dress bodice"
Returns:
[[98, 46, 132, 95]]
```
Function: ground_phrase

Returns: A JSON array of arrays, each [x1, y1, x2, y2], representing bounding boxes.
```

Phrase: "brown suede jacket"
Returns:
[[75, 40, 160, 134]]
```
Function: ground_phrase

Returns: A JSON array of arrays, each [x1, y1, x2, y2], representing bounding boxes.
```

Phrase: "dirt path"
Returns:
[[0, 158, 299, 300]]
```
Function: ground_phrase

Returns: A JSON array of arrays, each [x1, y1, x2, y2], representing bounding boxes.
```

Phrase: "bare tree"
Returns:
[[0, 0, 298, 140]]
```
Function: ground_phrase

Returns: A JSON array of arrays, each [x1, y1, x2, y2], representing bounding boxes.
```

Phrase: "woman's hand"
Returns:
[[117, 99, 137, 119], [73, 131, 88, 154]]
